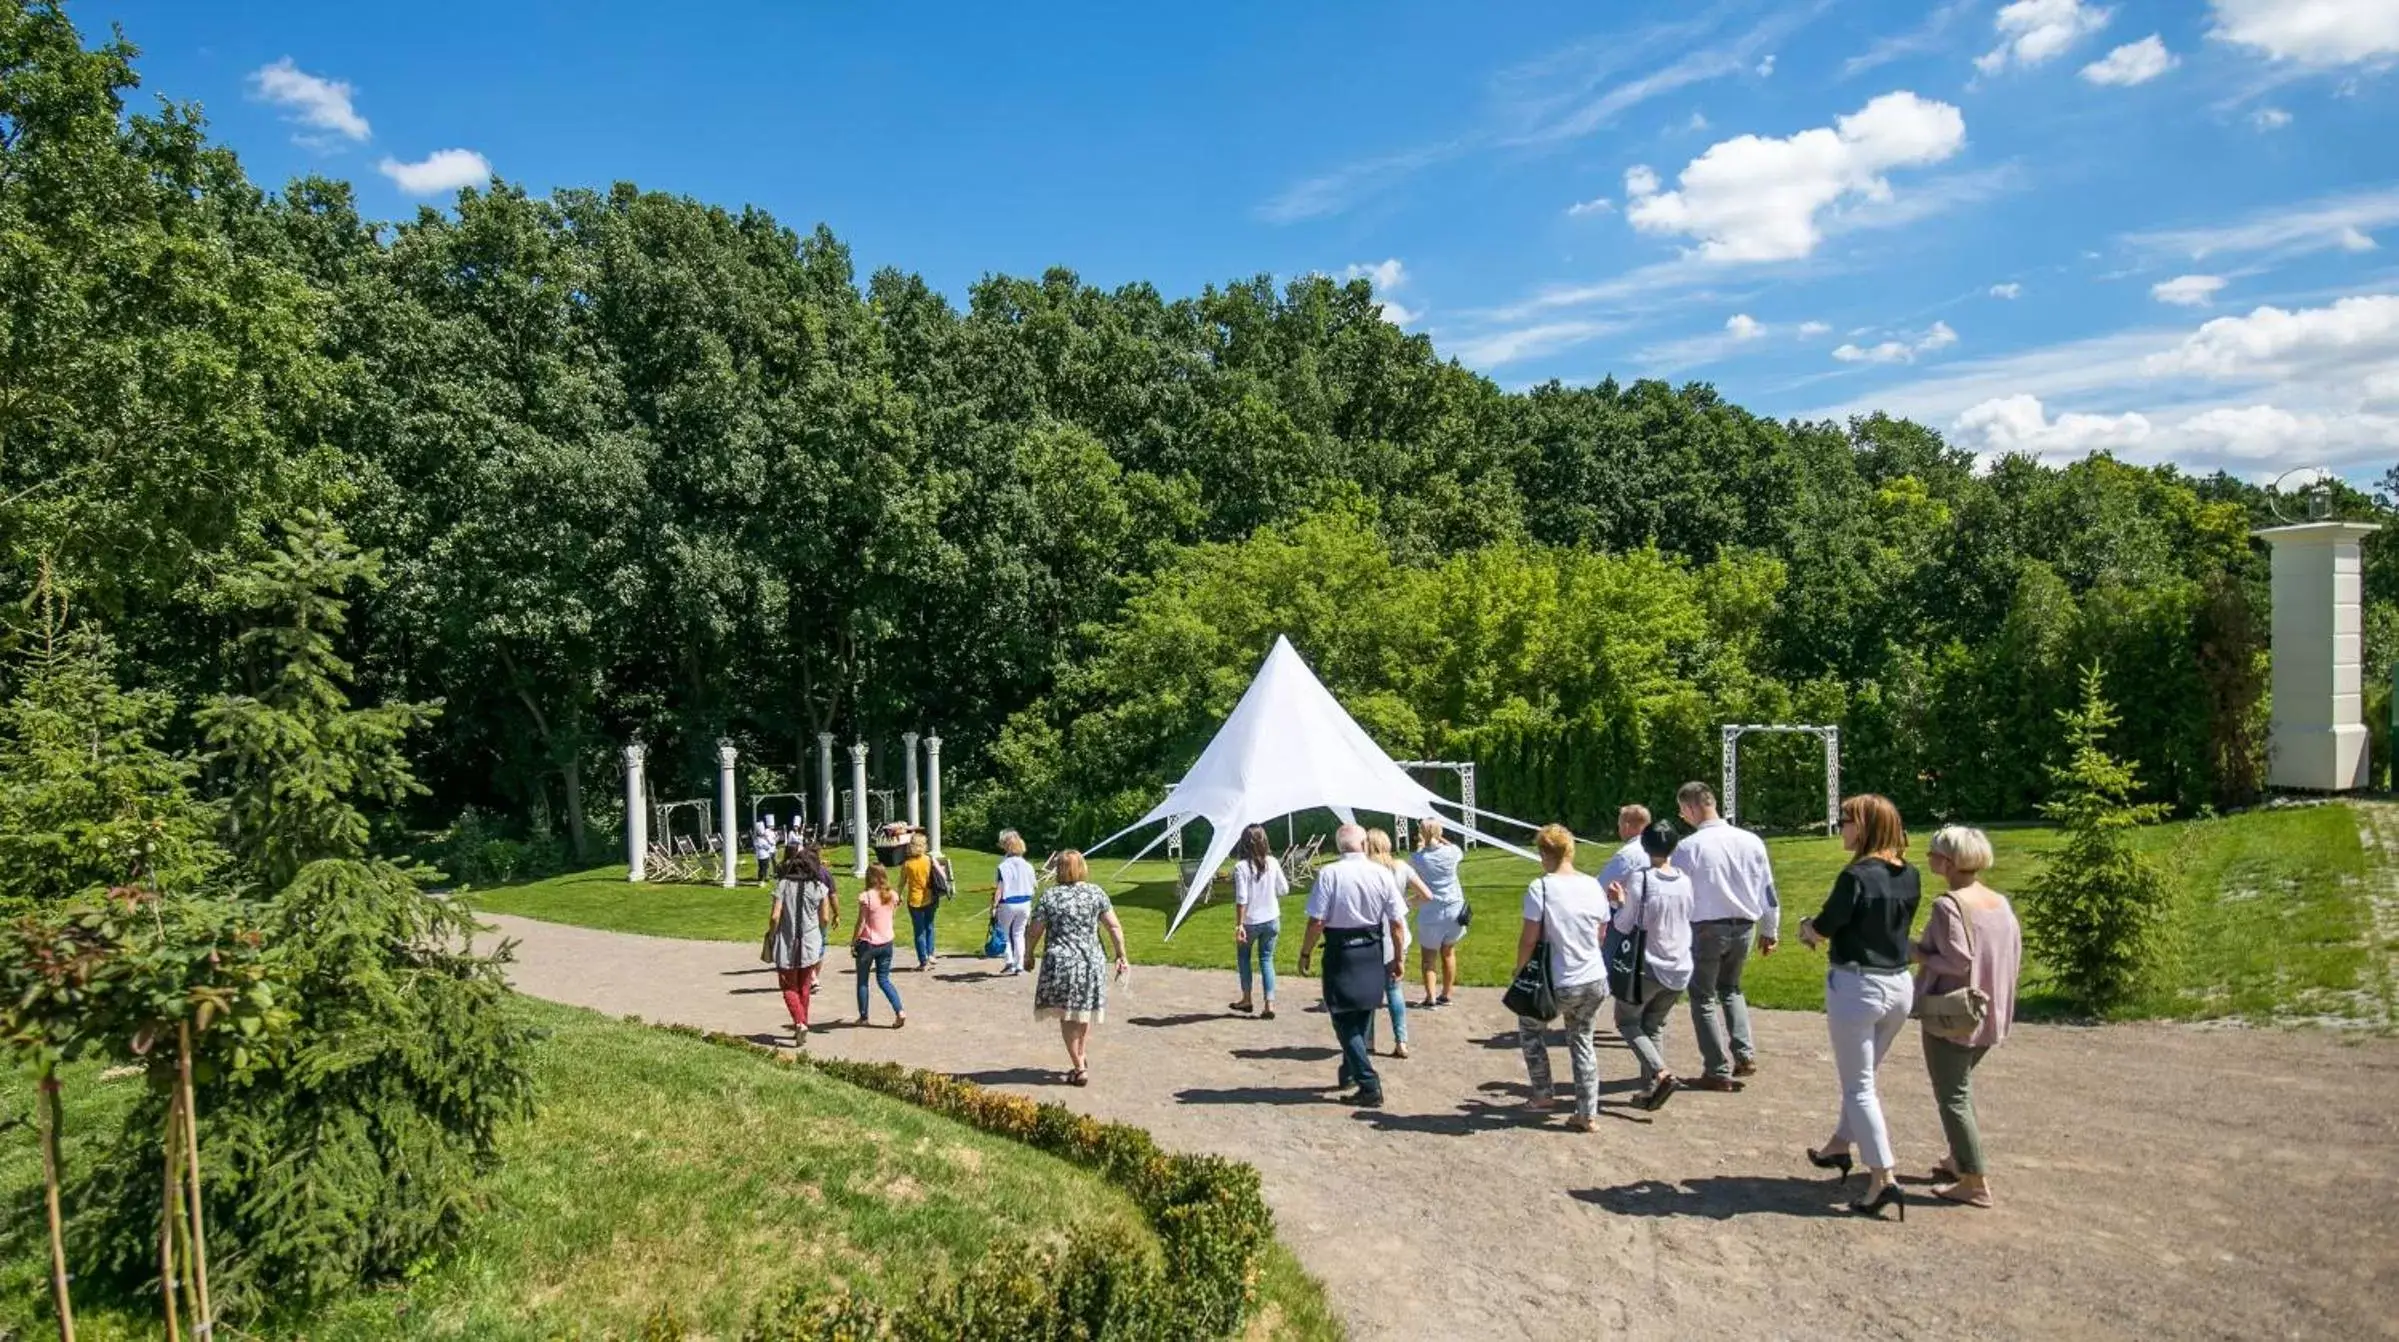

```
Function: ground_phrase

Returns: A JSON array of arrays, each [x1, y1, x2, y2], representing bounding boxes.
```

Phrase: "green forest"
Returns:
[[4, 2, 2395, 879]]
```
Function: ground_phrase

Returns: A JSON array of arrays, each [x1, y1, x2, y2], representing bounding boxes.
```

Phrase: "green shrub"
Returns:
[[660, 1024, 1274, 1341], [2022, 665, 2174, 1014]]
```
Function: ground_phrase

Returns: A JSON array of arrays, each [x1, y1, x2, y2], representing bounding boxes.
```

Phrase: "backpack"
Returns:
[[928, 855, 954, 901]]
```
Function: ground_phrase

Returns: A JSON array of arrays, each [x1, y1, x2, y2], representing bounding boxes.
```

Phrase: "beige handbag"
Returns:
[[1912, 893, 1990, 1044]]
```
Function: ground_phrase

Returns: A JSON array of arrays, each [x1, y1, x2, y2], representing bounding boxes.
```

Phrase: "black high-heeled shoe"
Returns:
[[1805, 1147, 1855, 1182], [1849, 1183, 1905, 1221]]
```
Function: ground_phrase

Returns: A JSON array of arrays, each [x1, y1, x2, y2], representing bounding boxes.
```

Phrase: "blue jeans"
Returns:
[[1331, 1008, 1381, 1099], [908, 905, 938, 966], [1366, 978, 1409, 1049], [1237, 920, 1280, 1001], [854, 942, 903, 1018]]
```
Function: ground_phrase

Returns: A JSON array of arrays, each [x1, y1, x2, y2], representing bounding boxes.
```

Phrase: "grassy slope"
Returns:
[[480, 804, 2375, 1022], [1, 1000, 1341, 1341]]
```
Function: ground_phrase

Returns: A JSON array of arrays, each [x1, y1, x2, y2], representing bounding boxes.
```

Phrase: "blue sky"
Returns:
[[96, 0, 2399, 482]]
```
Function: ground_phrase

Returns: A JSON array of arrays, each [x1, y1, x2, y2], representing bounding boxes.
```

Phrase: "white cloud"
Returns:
[[1845, 0, 1980, 77], [1834, 320, 1959, 364], [1990, 282, 2023, 299], [2147, 294, 2399, 378], [1256, 143, 1459, 224], [1338, 259, 1420, 326], [1799, 320, 1834, 337], [2081, 35, 2179, 85], [2152, 274, 2228, 306], [1757, 54, 1777, 77], [1566, 196, 1615, 217], [1953, 394, 2154, 457], [248, 57, 370, 143], [1687, 111, 1711, 132], [378, 149, 492, 196], [1952, 394, 2399, 473], [1624, 91, 1967, 262], [1726, 313, 1765, 340], [1977, 0, 2114, 74], [2122, 185, 2399, 263], [1449, 318, 1626, 368], [2208, 0, 2399, 67], [2251, 106, 2294, 129]]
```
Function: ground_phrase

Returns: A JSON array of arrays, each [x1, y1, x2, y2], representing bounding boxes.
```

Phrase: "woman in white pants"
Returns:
[[990, 829, 1039, 975], [1797, 793, 1921, 1220]]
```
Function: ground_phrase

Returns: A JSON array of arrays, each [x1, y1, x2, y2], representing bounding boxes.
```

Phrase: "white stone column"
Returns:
[[902, 731, 922, 828], [2259, 521, 2380, 791], [717, 739, 740, 888], [849, 742, 871, 878], [815, 732, 836, 842], [926, 734, 944, 856], [625, 743, 647, 882]]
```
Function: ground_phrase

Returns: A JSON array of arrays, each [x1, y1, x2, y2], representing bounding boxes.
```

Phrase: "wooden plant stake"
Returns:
[[177, 1022, 214, 1334], [160, 1094, 182, 1342], [38, 1073, 76, 1342]]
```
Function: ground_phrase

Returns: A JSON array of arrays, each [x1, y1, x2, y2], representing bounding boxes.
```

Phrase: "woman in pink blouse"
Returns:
[[1912, 826, 2022, 1209]]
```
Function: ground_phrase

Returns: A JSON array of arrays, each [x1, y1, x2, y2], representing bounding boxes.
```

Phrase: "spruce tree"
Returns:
[[80, 516, 536, 1313], [2022, 664, 2173, 1014]]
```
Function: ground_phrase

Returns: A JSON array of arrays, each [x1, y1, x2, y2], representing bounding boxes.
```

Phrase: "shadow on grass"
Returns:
[[1174, 1085, 1338, 1106], [1570, 1175, 1854, 1219], [1230, 1045, 1339, 1062], [957, 1067, 1068, 1087]]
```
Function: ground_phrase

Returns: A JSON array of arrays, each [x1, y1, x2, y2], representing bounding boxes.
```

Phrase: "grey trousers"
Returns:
[[1614, 976, 1685, 1083], [1687, 919, 1757, 1077], [1924, 1031, 1992, 1175]]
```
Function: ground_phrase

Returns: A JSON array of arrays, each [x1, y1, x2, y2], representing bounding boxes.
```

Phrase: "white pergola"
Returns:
[[1720, 723, 1840, 834], [1396, 760, 1478, 849]]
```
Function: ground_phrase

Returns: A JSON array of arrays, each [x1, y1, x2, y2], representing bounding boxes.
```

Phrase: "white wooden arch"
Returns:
[[1720, 724, 1840, 835], [1397, 760, 1478, 850]]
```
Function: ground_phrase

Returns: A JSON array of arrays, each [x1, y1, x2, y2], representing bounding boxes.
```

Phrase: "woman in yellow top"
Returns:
[[901, 835, 940, 970]]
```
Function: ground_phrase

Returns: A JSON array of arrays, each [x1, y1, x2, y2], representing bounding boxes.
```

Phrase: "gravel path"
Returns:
[[487, 913, 2399, 1342]]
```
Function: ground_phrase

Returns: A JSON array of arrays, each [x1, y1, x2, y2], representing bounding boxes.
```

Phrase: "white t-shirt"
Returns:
[[1520, 872, 1613, 989], [995, 854, 1037, 902], [1232, 858, 1290, 926]]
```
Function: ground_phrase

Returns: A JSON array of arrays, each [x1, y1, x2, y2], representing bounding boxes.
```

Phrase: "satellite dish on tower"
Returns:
[[2267, 466, 2337, 524]]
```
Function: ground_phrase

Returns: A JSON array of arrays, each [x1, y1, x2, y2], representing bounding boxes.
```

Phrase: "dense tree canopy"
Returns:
[[2, 2, 2393, 868]]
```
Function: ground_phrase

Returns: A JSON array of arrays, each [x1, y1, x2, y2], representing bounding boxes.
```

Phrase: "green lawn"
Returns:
[[1, 999, 1341, 1341], [480, 803, 2383, 1024]]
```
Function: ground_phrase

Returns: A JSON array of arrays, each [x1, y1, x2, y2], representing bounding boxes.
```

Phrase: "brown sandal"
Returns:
[[1068, 1068, 1089, 1087]]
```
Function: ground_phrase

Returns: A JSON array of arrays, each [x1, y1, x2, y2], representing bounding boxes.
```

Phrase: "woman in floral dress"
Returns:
[[1027, 849, 1130, 1086]]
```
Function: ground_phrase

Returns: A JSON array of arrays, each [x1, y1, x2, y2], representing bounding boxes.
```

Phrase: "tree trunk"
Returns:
[[561, 751, 589, 862], [38, 1074, 74, 1342], [159, 1100, 181, 1342]]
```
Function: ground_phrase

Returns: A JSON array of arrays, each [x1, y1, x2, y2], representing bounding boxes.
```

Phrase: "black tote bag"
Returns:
[[1501, 878, 1560, 1022], [1604, 870, 1651, 1004]]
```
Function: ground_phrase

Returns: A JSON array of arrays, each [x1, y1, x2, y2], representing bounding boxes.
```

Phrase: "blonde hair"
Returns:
[[1364, 827, 1397, 868], [998, 829, 1026, 856], [1929, 825, 1993, 875], [1417, 816, 1446, 846], [1054, 849, 1089, 883], [864, 864, 892, 896], [1535, 823, 1575, 869], [1618, 803, 1651, 829], [1840, 794, 1907, 861], [908, 834, 929, 858]]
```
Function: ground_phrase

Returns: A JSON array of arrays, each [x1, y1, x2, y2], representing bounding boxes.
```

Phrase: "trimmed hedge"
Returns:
[[645, 1021, 1276, 1340]]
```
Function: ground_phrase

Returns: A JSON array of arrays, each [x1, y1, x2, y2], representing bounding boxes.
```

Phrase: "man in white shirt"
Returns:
[[1595, 804, 1652, 896], [1297, 825, 1408, 1108], [1671, 782, 1780, 1090]]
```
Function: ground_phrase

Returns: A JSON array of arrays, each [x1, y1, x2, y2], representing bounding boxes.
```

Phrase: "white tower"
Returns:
[[2258, 521, 2379, 791]]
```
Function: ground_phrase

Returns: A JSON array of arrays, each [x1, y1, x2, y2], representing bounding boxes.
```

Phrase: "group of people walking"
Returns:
[[756, 779, 2023, 1216]]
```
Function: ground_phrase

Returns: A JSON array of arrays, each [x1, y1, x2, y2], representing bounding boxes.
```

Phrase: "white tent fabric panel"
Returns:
[[1107, 635, 1537, 937]]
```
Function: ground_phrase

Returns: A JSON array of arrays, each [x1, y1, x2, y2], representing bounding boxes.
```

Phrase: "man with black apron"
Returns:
[[1296, 824, 1409, 1108]]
